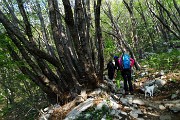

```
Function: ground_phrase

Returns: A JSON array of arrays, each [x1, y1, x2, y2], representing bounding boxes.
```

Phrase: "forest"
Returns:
[[0, 0, 179, 119]]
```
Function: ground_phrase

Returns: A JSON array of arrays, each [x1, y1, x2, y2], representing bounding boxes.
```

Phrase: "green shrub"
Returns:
[[141, 49, 180, 70], [75, 105, 113, 120]]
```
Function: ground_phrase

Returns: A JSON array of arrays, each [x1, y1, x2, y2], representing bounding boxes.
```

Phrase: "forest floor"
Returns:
[[132, 72, 180, 120], [130, 70, 180, 120], [49, 70, 180, 120]]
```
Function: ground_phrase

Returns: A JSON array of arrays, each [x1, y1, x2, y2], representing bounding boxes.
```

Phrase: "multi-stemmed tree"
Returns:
[[0, 0, 103, 104]]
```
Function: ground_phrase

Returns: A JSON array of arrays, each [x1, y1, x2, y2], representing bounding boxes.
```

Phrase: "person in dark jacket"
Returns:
[[106, 60, 115, 80], [114, 56, 120, 70]]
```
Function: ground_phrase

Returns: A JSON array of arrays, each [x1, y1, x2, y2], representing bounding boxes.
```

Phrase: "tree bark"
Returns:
[[94, 0, 104, 81], [0, 0, 104, 104]]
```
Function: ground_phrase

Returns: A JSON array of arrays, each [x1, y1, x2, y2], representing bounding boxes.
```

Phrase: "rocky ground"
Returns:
[[39, 69, 180, 120]]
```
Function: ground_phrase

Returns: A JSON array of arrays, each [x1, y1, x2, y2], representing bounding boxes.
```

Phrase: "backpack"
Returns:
[[122, 54, 131, 69]]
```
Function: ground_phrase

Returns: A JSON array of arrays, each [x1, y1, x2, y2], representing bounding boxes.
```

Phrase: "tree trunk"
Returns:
[[123, 0, 141, 58], [94, 0, 104, 81], [0, 0, 103, 104], [103, 2, 141, 70], [35, 0, 54, 56]]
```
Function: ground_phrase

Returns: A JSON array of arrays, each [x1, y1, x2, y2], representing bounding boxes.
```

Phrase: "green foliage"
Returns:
[[1, 94, 48, 120], [75, 105, 113, 120], [141, 50, 180, 70], [115, 71, 123, 88], [104, 38, 116, 61], [0, 33, 48, 120]]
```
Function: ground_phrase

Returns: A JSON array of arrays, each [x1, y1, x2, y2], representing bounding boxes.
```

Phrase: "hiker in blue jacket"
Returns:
[[114, 53, 135, 95]]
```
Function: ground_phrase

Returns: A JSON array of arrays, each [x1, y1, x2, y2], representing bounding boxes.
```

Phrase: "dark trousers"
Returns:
[[108, 71, 114, 80], [121, 69, 133, 92]]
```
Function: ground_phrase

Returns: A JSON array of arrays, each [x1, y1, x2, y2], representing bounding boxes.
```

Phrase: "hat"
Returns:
[[114, 56, 118, 59]]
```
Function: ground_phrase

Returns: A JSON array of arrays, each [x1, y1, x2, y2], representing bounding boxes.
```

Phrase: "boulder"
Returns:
[[132, 99, 145, 106]]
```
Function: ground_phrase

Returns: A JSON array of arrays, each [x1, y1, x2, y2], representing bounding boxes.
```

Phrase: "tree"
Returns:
[[123, 0, 141, 58], [146, 0, 180, 48], [0, 0, 103, 104], [102, 1, 141, 70]]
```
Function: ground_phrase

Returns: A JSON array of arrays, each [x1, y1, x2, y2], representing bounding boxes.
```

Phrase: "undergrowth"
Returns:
[[75, 105, 113, 120], [141, 49, 180, 71]]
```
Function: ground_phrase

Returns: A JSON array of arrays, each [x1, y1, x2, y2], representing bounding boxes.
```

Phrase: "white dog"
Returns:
[[144, 84, 158, 98]]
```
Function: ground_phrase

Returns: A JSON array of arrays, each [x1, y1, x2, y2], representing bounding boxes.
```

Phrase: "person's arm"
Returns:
[[130, 58, 135, 67], [119, 57, 122, 67]]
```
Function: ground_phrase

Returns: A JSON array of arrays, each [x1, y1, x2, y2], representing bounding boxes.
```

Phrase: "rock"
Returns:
[[110, 109, 116, 115], [133, 104, 138, 108], [43, 107, 49, 112], [143, 80, 155, 86], [120, 81, 124, 88], [39, 113, 50, 120], [44, 114, 50, 118], [64, 98, 94, 120], [113, 119, 120, 120], [142, 65, 148, 68], [75, 95, 85, 104], [126, 96, 133, 105], [160, 75, 167, 79], [159, 114, 171, 120], [135, 79, 140, 82], [147, 107, 153, 110], [120, 111, 127, 116], [109, 97, 119, 109], [101, 117, 106, 120], [118, 88, 124, 94], [88, 88, 102, 98], [148, 103, 159, 109], [159, 105, 166, 110], [53, 104, 61, 108], [154, 79, 167, 87], [48, 110, 54, 114], [137, 118, 145, 120], [101, 115, 106, 120], [171, 94, 178, 99], [111, 94, 120, 101], [120, 98, 128, 105], [131, 108, 143, 114], [130, 111, 138, 118], [132, 99, 145, 105], [124, 106, 132, 111], [140, 72, 145, 77], [159, 70, 165, 76], [112, 110, 122, 118], [164, 103, 174, 108], [96, 100, 108, 110], [117, 116, 122, 119], [98, 83, 108, 90], [140, 72, 147, 77], [169, 104, 180, 113]]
